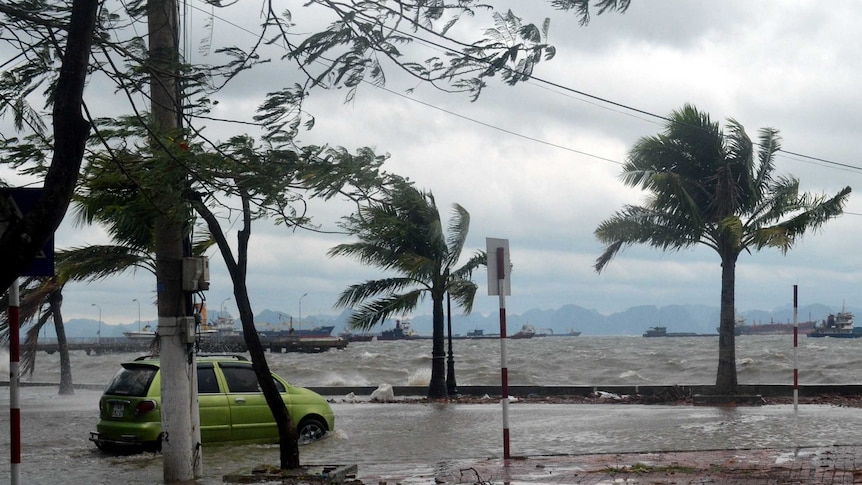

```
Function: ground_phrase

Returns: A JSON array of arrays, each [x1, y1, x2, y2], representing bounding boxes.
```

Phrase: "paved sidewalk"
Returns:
[[354, 446, 862, 484]]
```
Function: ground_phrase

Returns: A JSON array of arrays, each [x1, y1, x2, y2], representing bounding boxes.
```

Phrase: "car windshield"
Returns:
[[104, 364, 158, 396]]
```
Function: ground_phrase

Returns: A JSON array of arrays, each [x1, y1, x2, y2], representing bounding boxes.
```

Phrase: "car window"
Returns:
[[105, 364, 158, 396], [197, 364, 220, 394], [219, 363, 286, 393]]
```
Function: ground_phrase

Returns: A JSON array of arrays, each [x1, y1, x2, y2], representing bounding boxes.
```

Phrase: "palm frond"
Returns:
[[333, 277, 423, 309], [450, 250, 486, 280], [346, 290, 423, 331], [445, 203, 470, 268], [446, 279, 479, 314], [56, 245, 153, 282]]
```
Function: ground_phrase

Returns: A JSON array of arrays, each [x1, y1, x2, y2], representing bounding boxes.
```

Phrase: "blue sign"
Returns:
[[0, 187, 55, 276]]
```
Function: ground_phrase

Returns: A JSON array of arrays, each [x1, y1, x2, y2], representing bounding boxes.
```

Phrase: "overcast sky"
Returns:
[[9, 1, 862, 326]]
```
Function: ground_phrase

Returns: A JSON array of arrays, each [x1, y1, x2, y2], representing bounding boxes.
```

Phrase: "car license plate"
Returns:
[[111, 403, 125, 418]]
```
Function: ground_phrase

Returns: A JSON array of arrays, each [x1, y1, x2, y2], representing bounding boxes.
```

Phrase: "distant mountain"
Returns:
[[32, 303, 854, 339], [401, 303, 847, 337]]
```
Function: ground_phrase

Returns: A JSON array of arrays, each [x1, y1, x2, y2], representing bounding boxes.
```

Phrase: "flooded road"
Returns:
[[3, 386, 862, 483]]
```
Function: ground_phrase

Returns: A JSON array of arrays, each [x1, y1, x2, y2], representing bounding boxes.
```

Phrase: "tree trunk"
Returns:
[[192, 192, 300, 469], [48, 289, 74, 395], [0, 0, 96, 290], [428, 291, 447, 399], [715, 254, 738, 394]]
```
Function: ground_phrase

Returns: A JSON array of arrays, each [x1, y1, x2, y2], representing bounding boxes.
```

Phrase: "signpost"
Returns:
[[1, 187, 55, 485], [0, 188, 55, 276], [486, 237, 511, 460], [793, 285, 799, 411]]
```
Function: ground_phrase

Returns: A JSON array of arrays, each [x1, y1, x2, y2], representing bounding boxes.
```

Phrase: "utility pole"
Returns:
[[148, 0, 201, 481]]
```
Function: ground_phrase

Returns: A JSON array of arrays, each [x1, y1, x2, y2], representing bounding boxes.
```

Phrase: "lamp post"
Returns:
[[298, 293, 307, 333], [446, 292, 457, 396], [91, 303, 102, 344], [133, 299, 141, 332], [220, 297, 231, 318]]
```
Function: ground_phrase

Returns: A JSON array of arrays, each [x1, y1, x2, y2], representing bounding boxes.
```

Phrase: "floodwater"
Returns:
[[2, 386, 862, 484]]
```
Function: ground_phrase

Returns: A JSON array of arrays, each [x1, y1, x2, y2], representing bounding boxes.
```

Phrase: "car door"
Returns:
[[197, 363, 231, 443], [218, 362, 286, 442]]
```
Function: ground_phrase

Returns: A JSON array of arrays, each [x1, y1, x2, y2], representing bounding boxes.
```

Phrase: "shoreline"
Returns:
[[9, 381, 862, 408]]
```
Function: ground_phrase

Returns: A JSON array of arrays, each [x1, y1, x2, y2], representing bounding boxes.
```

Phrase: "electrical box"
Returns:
[[182, 256, 210, 291], [179, 316, 197, 344]]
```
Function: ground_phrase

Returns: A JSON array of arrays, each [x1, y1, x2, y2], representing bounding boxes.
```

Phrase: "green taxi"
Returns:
[[90, 355, 334, 452]]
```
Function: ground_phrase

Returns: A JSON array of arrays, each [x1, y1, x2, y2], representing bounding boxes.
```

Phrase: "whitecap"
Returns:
[[406, 368, 431, 386], [617, 370, 651, 381]]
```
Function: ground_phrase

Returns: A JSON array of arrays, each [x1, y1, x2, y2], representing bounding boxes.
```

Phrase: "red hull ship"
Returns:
[[734, 319, 816, 335]]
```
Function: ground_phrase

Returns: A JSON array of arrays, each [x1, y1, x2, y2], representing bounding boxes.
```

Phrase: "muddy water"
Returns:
[[2, 386, 862, 484]]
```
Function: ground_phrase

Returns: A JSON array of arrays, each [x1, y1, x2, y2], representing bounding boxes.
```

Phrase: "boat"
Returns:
[[123, 325, 156, 339], [338, 329, 375, 342], [643, 326, 716, 337], [462, 328, 500, 339], [535, 329, 582, 337], [808, 310, 862, 338], [734, 317, 816, 336], [257, 324, 336, 339], [200, 315, 240, 337], [510, 324, 536, 339], [376, 319, 418, 340]]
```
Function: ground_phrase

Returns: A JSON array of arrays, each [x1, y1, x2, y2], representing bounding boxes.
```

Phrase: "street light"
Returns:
[[133, 299, 141, 332], [298, 293, 307, 332], [446, 292, 457, 396], [91, 303, 102, 344], [221, 297, 232, 318]]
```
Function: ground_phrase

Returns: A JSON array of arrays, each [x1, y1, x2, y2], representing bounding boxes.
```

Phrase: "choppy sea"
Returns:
[[5, 335, 862, 484], [5, 334, 862, 387]]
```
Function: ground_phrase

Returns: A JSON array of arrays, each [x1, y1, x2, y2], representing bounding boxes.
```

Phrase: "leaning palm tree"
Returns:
[[330, 180, 484, 398], [0, 244, 154, 394], [594, 104, 851, 395]]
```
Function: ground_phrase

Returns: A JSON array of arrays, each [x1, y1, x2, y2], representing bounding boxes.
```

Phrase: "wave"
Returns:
[[617, 370, 652, 382]]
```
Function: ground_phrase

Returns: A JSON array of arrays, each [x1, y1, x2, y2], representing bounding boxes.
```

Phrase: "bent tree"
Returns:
[[594, 104, 851, 395], [330, 180, 484, 399]]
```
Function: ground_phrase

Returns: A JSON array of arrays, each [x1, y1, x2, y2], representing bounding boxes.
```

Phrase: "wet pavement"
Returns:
[[5, 387, 862, 483], [354, 446, 862, 484]]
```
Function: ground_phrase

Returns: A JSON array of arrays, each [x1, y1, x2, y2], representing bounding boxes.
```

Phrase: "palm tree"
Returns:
[[330, 180, 484, 398], [0, 244, 154, 395], [594, 104, 851, 395], [0, 152, 211, 396]]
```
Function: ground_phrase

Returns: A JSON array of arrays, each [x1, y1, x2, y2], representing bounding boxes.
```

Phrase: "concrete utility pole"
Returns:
[[148, 0, 201, 481]]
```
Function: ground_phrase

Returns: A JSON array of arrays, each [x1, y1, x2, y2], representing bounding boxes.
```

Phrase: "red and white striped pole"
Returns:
[[496, 247, 511, 460], [10, 278, 21, 485], [793, 284, 799, 411]]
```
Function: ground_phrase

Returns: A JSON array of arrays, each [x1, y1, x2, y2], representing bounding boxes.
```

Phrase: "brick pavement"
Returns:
[[354, 446, 862, 484]]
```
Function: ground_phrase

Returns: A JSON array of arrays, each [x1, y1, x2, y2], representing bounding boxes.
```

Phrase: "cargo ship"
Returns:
[[734, 317, 816, 336], [809, 310, 862, 338], [643, 326, 716, 337]]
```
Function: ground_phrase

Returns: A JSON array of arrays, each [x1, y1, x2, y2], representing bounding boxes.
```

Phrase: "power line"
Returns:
[[397, 17, 862, 174], [377, 84, 623, 165], [188, 1, 862, 175]]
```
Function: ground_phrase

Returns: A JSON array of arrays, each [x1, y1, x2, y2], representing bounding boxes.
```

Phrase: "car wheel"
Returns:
[[298, 417, 327, 443]]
